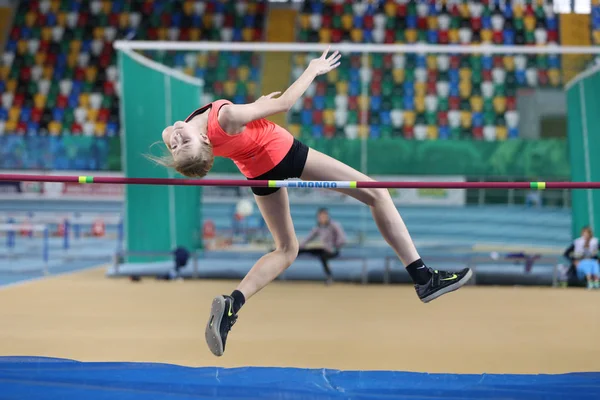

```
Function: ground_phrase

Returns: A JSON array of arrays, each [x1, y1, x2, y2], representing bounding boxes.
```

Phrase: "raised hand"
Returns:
[[256, 91, 282, 102], [308, 46, 341, 76]]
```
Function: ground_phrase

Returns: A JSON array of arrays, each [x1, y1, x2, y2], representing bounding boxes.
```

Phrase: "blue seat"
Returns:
[[20, 107, 32, 122], [53, 108, 64, 121], [379, 110, 391, 125], [27, 122, 39, 136], [515, 70, 526, 85], [311, 124, 323, 138], [106, 122, 119, 136], [6, 40, 16, 52], [21, 27, 31, 39], [56, 54, 67, 68], [406, 15, 417, 29], [482, 15, 492, 29], [244, 15, 255, 28], [370, 95, 382, 111], [547, 17, 559, 31], [416, 54, 427, 68], [194, 67, 205, 79], [214, 1, 226, 12], [482, 55, 493, 70], [112, 1, 123, 13], [438, 125, 450, 139], [349, 69, 360, 82], [228, 53, 241, 68], [0, 81, 5, 92], [233, 94, 245, 104], [0, 107, 8, 121], [232, 28, 243, 41], [174, 53, 185, 67], [449, 82, 459, 97], [503, 29, 515, 45], [503, 3, 513, 18], [81, 39, 92, 53], [369, 125, 380, 139], [403, 95, 414, 110], [449, 69, 459, 83], [403, 81, 414, 95], [348, 80, 360, 96], [548, 54, 560, 69], [353, 15, 363, 29], [171, 12, 182, 27], [472, 112, 483, 127], [427, 30, 438, 44], [301, 109, 312, 125], [250, 67, 260, 81], [68, 0, 82, 12], [428, 3, 438, 15], [310, 1, 323, 13], [313, 95, 325, 110], [47, 12, 57, 26], [508, 127, 519, 139], [363, 29, 373, 43], [192, 15, 202, 27]]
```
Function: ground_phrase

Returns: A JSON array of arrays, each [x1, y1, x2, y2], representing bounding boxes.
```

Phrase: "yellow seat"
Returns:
[[9, 107, 21, 122], [17, 40, 28, 55], [358, 124, 369, 139], [481, 29, 492, 43], [336, 81, 348, 95], [50, 0, 60, 12], [41, 27, 53, 41], [190, 28, 201, 41], [203, 15, 212, 28], [292, 53, 306, 67], [87, 108, 98, 122], [593, 30, 600, 44], [4, 120, 16, 133], [242, 28, 253, 42], [196, 52, 207, 68], [493, 96, 507, 113], [459, 68, 472, 81], [94, 27, 104, 40], [415, 95, 426, 113], [237, 66, 250, 82], [94, 122, 106, 137], [326, 68, 339, 83], [524, 15, 535, 31], [406, 29, 417, 43], [183, 1, 194, 15], [514, 3, 524, 17], [427, 55, 437, 70], [102, 0, 112, 14], [288, 124, 301, 137], [384, 2, 396, 17], [404, 111, 416, 127], [470, 96, 483, 112], [393, 68, 405, 83], [341, 14, 353, 30], [247, 82, 257, 96], [119, 13, 129, 29], [6, 79, 17, 93], [503, 56, 515, 71], [0, 66, 9, 80], [299, 14, 310, 30], [25, 11, 36, 27], [428, 16, 437, 30], [414, 82, 426, 97], [247, 2, 257, 14], [323, 110, 335, 126], [460, 111, 472, 128], [85, 67, 98, 83], [448, 29, 459, 43], [459, 3, 469, 17], [548, 69, 561, 87], [35, 53, 46, 66], [427, 125, 438, 140], [57, 12, 67, 27], [48, 121, 62, 135], [157, 28, 167, 40], [496, 126, 508, 140], [459, 81, 472, 98], [319, 28, 332, 43], [79, 94, 90, 108], [43, 66, 54, 80], [224, 81, 236, 97], [358, 95, 369, 110], [350, 28, 363, 42], [67, 53, 78, 68], [34, 94, 46, 109], [184, 66, 194, 77]]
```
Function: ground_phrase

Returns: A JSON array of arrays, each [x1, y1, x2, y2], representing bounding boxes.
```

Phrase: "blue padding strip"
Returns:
[[0, 357, 598, 400]]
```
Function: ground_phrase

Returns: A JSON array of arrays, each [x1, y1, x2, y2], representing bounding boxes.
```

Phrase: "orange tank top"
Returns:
[[185, 100, 294, 178]]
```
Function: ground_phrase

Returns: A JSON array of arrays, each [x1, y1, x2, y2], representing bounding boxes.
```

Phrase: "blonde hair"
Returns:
[[146, 141, 214, 178]]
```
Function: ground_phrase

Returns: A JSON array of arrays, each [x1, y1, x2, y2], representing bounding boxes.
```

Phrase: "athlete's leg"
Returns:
[[235, 188, 299, 300], [300, 148, 419, 266], [300, 148, 471, 302], [205, 188, 298, 357]]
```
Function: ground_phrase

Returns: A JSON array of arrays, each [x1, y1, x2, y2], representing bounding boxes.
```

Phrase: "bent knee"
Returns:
[[364, 188, 392, 207], [275, 240, 299, 264]]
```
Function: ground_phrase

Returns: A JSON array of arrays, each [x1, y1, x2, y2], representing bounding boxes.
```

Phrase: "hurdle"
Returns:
[[0, 222, 50, 275]]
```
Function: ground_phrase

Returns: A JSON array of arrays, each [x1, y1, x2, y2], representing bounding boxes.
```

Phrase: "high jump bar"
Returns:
[[0, 174, 599, 190]]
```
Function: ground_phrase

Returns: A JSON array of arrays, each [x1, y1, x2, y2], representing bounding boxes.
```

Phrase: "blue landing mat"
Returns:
[[0, 357, 598, 400]]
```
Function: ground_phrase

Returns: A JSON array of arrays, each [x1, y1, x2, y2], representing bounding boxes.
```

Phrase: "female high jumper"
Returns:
[[157, 48, 472, 357]]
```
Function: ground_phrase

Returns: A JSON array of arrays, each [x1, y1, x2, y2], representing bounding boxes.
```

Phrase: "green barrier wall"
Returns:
[[118, 49, 203, 262]]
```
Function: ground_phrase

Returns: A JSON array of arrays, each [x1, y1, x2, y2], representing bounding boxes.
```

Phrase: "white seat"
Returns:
[[481, 81, 494, 98], [417, 2, 428, 17], [168, 28, 180, 41], [492, 68, 506, 84], [392, 53, 405, 69], [534, 28, 548, 45], [38, 80, 51, 96], [28, 39, 40, 55], [201, 93, 214, 106], [344, 124, 358, 139], [78, 53, 90, 67], [305, 83, 316, 98], [483, 125, 497, 141], [390, 109, 404, 127], [309, 14, 322, 30], [52, 26, 64, 42], [220, 28, 233, 42], [89, 93, 103, 110], [373, 13, 386, 29], [514, 55, 526, 70], [106, 66, 118, 82], [83, 122, 95, 137], [129, 13, 142, 29], [459, 28, 473, 44], [372, 28, 385, 43], [184, 53, 197, 68], [352, 2, 367, 17], [59, 80, 72, 96], [74, 107, 88, 124], [40, 0, 51, 14], [90, 0, 102, 15], [2, 52, 14, 67], [438, 14, 450, 30], [0, 121, 5, 135], [526, 68, 538, 86], [360, 66, 372, 83], [415, 67, 427, 82], [505, 111, 519, 128], [1, 92, 14, 109], [292, 66, 304, 80], [334, 94, 348, 110], [334, 109, 348, 127], [491, 14, 505, 31], [91, 40, 104, 57], [425, 95, 438, 112], [104, 27, 117, 42], [469, 2, 483, 17], [436, 81, 450, 98], [193, 2, 206, 16], [31, 65, 43, 81], [66, 12, 78, 29], [448, 111, 461, 128], [414, 124, 427, 140], [235, 2, 247, 16], [436, 54, 450, 71]]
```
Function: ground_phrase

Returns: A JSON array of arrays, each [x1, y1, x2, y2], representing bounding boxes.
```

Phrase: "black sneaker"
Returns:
[[415, 268, 472, 303], [205, 295, 237, 357]]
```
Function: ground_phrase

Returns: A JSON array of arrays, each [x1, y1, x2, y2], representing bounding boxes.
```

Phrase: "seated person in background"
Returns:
[[563, 226, 599, 289], [299, 208, 346, 285]]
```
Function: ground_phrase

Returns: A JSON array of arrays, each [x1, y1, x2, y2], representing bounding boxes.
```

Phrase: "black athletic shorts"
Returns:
[[248, 139, 309, 196]]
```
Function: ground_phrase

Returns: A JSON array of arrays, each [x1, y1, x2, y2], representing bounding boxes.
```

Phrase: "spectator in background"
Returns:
[[563, 226, 600, 289], [299, 208, 346, 285]]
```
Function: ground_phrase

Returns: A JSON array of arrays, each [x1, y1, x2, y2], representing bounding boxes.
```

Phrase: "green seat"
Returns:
[[234, 15, 244, 28], [525, 31, 535, 44], [326, 84, 336, 97], [63, 110, 74, 126], [506, 86, 517, 97], [381, 100, 392, 111], [216, 68, 227, 81], [332, 15, 342, 29], [470, 55, 482, 71], [514, 18, 524, 30], [450, 127, 461, 138], [150, 14, 160, 28], [405, 54, 416, 69], [31, 27, 41, 39], [335, 127, 344, 137], [425, 111, 437, 125], [102, 96, 113, 108], [235, 83, 248, 96], [395, 30, 405, 42], [325, 95, 335, 109], [407, 2, 417, 14], [371, 54, 383, 69], [460, 57, 470, 68], [338, 67, 349, 81], [289, 111, 300, 125], [450, 17, 459, 29], [404, 69, 415, 82], [14, 12, 24, 26], [23, 54, 34, 67], [536, 55, 548, 69], [74, 27, 84, 40], [535, 5, 545, 18], [392, 97, 403, 109], [460, 99, 470, 110], [496, 115, 506, 126], [484, 111, 495, 125], [438, 98, 449, 111], [438, 70, 449, 81], [472, 85, 482, 96], [415, 113, 425, 125], [418, 30, 427, 43], [505, 72, 517, 88], [60, 0, 70, 10], [472, 70, 482, 85], [494, 83, 505, 96], [300, 125, 311, 138], [460, 128, 471, 139], [380, 125, 393, 138], [348, 111, 358, 125], [83, 82, 94, 92], [343, 4, 352, 14], [28, 81, 38, 96], [46, 96, 56, 109], [98, 14, 108, 26], [483, 99, 494, 113], [385, 19, 395, 30], [370, 113, 381, 125]]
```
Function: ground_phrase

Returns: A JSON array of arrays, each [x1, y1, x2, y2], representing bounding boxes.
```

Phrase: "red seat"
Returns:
[[439, 30, 449, 44], [160, 14, 171, 26], [74, 67, 85, 80], [372, 69, 383, 82], [303, 97, 313, 109], [472, 126, 483, 139], [98, 108, 110, 123], [449, 96, 460, 110], [20, 67, 31, 81], [417, 17, 427, 30], [31, 108, 43, 123], [142, 1, 153, 15], [383, 54, 393, 69], [332, 29, 343, 42], [427, 81, 437, 95], [13, 93, 25, 107], [397, 4, 407, 17], [438, 111, 448, 125], [57, 95, 68, 109], [77, 12, 89, 27], [471, 17, 482, 31], [322, 15, 332, 28], [71, 122, 82, 134], [364, 15, 374, 30], [39, 40, 50, 52], [506, 96, 517, 110], [493, 31, 503, 44], [17, 121, 27, 134], [385, 30, 394, 43], [348, 96, 358, 111], [316, 81, 326, 96], [403, 125, 414, 139], [109, 13, 119, 26], [493, 56, 503, 68], [103, 81, 115, 96], [324, 125, 335, 138], [537, 69, 549, 86], [482, 70, 493, 81], [450, 56, 460, 69], [10, 27, 20, 40], [313, 110, 323, 125]]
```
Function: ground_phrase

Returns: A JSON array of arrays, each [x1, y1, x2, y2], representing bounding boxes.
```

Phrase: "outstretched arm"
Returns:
[[218, 47, 341, 134]]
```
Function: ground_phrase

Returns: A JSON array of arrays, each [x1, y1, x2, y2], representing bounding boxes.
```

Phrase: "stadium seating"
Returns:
[[291, 0, 561, 140], [593, 0, 600, 46], [0, 0, 265, 141]]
